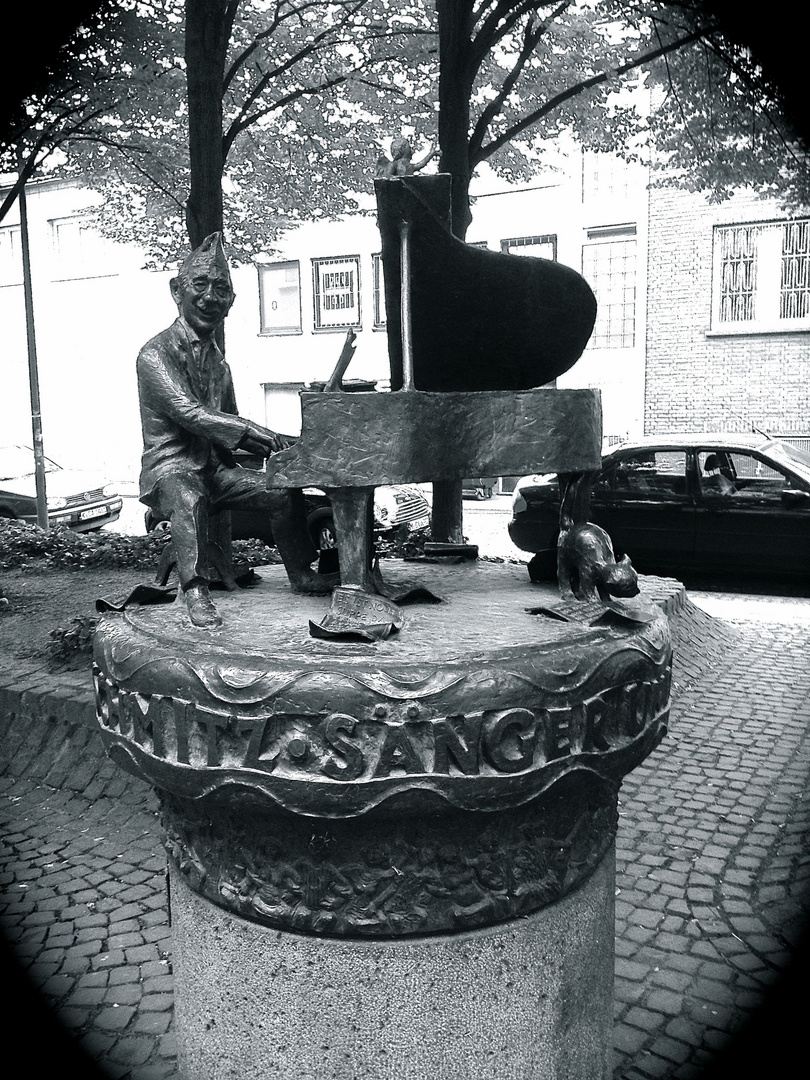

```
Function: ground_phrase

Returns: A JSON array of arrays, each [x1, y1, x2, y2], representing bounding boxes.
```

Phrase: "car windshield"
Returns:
[[764, 440, 810, 482], [0, 446, 60, 481]]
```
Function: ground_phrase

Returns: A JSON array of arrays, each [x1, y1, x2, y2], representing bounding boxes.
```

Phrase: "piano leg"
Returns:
[[323, 486, 375, 592]]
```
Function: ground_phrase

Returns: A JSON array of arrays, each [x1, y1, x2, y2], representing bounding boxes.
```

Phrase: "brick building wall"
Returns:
[[645, 185, 810, 439]]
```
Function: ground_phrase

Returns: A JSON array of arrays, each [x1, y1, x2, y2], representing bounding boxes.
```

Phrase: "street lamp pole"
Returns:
[[17, 158, 49, 531]]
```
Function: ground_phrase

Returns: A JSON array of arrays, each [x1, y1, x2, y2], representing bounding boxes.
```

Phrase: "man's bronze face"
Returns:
[[172, 270, 234, 336]]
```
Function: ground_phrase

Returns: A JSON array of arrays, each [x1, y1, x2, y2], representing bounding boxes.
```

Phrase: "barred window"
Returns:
[[312, 255, 361, 331], [718, 226, 757, 322], [712, 220, 810, 331], [582, 238, 637, 348], [780, 220, 810, 320]]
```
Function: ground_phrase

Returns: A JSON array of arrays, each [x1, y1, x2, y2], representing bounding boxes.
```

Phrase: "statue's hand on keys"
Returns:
[[240, 422, 296, 458]]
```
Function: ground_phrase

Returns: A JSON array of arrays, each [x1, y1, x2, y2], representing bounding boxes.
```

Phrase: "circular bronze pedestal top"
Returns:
[[93, 562, 674, 819]]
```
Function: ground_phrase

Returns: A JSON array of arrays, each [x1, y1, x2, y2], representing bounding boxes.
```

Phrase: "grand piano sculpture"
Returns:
[[265, 174, 604, 638]]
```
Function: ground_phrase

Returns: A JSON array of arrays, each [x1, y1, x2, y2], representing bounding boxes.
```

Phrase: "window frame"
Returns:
[[582, 151, 637, 204], [0, 224, 22, 286], [49, 215, 114, 281], [709, 218, 810, 335], [596, 448, 690, 501], [582, 228, 638, 350], [258, 260, 303, 336], [371, 252, 386, 331], [311, 254, 362, 333]]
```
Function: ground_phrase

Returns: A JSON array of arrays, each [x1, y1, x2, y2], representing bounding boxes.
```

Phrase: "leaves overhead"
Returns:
[[2, 1, 807, 268], [41, 0, 441, 265], [642, 5, 810, 207]]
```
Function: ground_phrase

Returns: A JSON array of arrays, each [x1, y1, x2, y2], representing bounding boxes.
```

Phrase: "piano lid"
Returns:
[[375, 175, 597, 393]]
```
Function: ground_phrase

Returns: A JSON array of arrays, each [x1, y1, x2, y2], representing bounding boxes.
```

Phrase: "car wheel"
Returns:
[[527, 549, 557, 583], [308, 510, 338, 552], [145, 511, 170, 534]]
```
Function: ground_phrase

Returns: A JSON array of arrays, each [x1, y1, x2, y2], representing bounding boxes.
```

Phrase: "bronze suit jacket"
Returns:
[[137, 317, 250, 504]]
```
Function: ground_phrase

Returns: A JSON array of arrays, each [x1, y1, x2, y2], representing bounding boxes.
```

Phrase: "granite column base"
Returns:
[[169, 846, 616, 1080]]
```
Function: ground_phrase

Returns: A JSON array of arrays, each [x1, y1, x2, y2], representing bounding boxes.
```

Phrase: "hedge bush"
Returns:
[[0, 519, 435, 664], [0, 519, 279, 571], [48, 615, 97, 663]]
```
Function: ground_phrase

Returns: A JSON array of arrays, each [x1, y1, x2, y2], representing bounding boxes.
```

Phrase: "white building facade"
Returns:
[[9, 151, 806, 489]]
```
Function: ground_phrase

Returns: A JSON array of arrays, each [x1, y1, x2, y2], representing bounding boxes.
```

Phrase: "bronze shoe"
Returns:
[[184, 582, 223, 629]]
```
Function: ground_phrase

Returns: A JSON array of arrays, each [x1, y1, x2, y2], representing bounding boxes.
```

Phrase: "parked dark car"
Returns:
[[509, 434, 810, 582], [0, 444, 123, 532]]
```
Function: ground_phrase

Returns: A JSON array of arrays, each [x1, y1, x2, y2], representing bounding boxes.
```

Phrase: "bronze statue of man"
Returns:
[[137, 232, 332, 629]]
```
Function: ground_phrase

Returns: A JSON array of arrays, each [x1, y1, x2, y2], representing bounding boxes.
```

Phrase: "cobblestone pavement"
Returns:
[[612, 607, 810, 1079], [0, 720, 169, 1077], [1, 585, 808, 1079]]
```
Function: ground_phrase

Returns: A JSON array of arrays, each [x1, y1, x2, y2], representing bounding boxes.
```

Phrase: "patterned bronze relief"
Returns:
[[161, 772, 617, 937]]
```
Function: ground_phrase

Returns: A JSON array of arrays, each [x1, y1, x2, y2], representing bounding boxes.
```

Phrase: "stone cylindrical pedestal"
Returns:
[[92, 562, 673, 1079], [169, 847, 615, 1080]]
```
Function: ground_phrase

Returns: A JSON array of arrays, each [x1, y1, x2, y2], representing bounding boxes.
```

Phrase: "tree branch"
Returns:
[[224, 0, 366, 92], [354, 75, 436, 108], [225, 9, 365, 136], [223, 71, 350, 154], [0, 132, 54, 223], [471, 0, 551, 67], [469, 2, 571, 159], [224, 43, 403, 157], [475, 22, 714, 166], [652, 16, 698, 153]]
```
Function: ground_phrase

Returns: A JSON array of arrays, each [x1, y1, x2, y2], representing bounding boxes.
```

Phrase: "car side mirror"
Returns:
[[781, 489, 810, 508]]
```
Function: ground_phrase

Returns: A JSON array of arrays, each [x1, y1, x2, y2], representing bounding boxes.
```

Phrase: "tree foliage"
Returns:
[[430, 1, 810, 237], [2, 1, 807, 268], [641, 3, 810, 207], [0, 2, 119, 142], [0, 2, 179, 231], [30, 0, 440, 266]]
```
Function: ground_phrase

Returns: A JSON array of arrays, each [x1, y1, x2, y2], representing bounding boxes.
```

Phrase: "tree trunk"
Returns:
[[431, 0, 476, 543], [184, 0, 233, 248], [436, 0, 474, 242]]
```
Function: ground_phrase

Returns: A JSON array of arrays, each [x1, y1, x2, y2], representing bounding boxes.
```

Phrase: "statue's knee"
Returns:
[[157, 475, 208, 521], [167, 485, 207, 523], [265, 488, 302, 515]]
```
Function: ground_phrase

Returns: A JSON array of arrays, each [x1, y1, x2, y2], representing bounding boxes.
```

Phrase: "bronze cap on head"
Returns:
[[171, 232, 235, 334], [175, 231, 232, 289]]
